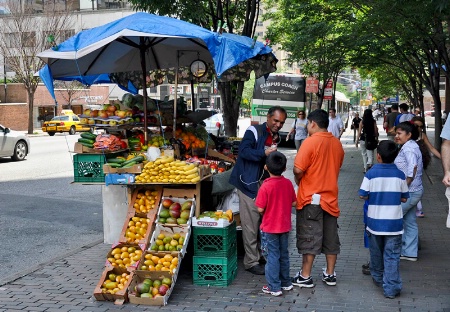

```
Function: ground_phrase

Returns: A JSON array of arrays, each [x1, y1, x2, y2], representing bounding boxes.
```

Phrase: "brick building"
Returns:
[[0, 83, 109, 130]]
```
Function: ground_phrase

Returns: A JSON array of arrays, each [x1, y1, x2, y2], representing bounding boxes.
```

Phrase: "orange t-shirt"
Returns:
[[294, 131, 344, 217]]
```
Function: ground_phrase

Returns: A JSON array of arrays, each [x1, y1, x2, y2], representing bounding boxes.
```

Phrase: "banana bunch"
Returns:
[[135, 156, 201, 184]]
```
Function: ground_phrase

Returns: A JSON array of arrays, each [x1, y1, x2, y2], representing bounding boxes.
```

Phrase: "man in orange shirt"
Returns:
[[292, 109, 345, 288]]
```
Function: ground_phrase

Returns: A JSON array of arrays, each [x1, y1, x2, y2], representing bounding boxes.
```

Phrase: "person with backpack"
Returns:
[[229, 106, 287, 275]]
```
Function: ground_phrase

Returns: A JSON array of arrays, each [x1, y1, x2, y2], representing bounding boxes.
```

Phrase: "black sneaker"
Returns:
[[362, 262, 370, 275], [291, 272, 314, 288], [322, 272, 337, 286]]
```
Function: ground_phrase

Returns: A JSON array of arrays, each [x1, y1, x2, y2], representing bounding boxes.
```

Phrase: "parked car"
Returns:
[[0, 124, 30, 161], [42, 115, 92, 136], [424, 110, 435, 128], [203, 113, 225, 136]]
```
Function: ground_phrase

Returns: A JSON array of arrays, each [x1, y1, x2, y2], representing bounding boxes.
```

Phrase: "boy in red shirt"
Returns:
[[255, 151, 297, 296]]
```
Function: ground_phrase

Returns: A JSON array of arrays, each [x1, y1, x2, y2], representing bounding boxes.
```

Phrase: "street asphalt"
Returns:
[[1, 124, 449, 311]]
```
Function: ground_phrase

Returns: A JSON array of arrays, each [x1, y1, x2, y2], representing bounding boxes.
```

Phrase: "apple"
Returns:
[[83, 109, 91, 116], [162, 199, 174, 209], [109, 120, 117, 126], [117, 110, 127, 118], [107, 105, 117, 112], [98, 110, 108, 118], [89, 110, 98, 117], [158, 284, 169, 296], [114, 103, 121, 110], [106, 111, 114, 117], [88, 119, 95, 125]]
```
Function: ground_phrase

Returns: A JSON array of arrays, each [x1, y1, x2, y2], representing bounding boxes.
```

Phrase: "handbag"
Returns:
[[289, 118, 298, 140], [365, 136, 378, 150]]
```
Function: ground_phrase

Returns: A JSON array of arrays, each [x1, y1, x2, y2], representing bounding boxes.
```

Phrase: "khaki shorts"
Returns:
[[296, 204, 340, 255]]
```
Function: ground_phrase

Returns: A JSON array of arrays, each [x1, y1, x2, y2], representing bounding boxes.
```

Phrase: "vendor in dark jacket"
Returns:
[[229, 106, 287, 275]]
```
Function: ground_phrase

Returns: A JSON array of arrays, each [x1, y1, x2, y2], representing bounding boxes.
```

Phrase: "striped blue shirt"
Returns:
[[394, 140, 423, 192], [359, 163, 409, 235]]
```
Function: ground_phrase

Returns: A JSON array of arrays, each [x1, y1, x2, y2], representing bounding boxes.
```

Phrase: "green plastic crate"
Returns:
[[193, 250, 237, 287], [193, 221, 236, 257], [73, 153, 107, 183]]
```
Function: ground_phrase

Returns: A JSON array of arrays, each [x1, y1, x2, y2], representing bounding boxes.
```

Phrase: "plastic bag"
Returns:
[[217, 188, 240, 214], [146, 147, 161, 161]]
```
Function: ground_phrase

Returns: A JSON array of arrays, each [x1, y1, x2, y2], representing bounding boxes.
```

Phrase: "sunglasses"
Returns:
[[298, 113, 304, 115]]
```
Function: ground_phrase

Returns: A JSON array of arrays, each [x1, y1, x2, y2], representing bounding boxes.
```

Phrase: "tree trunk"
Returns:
[[218, 80, 243, 137], [27, 90, 35, 134]]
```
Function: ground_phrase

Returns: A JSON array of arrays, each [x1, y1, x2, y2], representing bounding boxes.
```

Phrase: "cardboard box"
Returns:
[[118, 212, 156, 246], [148, 224, 190, 257], [93, 266, 133, 304], [155, 191, 195, 227], [73, 142, 127, 154], [103, 163, 143, 174], [128, 186, 163, 218], [137, 251, 181, 277], [127, 270, 175, 306], [105, 242, 146, 270], [105, 173, 135, 186], [192, 211, 233, 228], [207, 148, 236, 163]]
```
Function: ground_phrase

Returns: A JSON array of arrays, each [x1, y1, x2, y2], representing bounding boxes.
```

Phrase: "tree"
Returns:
[[54, 80, 85, 110], [0, 1, 74, 134], [265, 0, 356, 109], [125, 0, 263, 136]]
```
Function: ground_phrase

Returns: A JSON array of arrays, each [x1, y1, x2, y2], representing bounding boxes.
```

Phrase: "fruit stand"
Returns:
[[70, 100, 239, 306]]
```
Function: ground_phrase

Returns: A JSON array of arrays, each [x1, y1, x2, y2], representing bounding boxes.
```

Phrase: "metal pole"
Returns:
[[139, 39, 148, 144], [173, 51, 179, 138]]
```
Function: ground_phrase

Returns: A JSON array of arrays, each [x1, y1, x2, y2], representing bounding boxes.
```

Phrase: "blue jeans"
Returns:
[[402, 190, 423, 257], [260, 231, 291, 291], [368, 233, 402, 297]]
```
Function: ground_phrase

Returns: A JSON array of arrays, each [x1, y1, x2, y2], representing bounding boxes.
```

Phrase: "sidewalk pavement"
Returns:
[[1, 126, 450, 312]]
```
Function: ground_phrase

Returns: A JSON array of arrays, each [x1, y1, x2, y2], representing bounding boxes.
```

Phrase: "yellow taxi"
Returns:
[[42, 113, 92, 136]]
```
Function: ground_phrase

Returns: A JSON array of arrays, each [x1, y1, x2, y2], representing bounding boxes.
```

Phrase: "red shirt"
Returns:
[[255, 176, 297, 233]]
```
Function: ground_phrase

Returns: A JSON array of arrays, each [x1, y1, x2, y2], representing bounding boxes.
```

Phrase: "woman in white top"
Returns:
[[394, 121, 423, 261], [287, 110, 308, 151]]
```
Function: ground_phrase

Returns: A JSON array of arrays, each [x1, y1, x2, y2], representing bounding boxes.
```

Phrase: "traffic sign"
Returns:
[[306, 77, 319, 93], [323, 80, 333, 100]]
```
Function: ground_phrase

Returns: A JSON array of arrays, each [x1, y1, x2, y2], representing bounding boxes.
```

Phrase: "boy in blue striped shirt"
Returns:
[[358, 140, 409, 299]]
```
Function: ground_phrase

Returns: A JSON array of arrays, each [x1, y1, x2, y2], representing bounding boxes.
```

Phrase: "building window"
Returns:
[[257, 21, 263, 27], [256, 31, 264, 38]]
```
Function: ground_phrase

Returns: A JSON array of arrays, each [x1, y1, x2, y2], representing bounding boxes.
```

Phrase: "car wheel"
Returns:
[[11, 141, 27, 161], [69, 126, 76, 135], [48, 132, 56, 136]]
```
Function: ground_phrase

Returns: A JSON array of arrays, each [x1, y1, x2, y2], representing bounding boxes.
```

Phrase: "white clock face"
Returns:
[[191, 60, 207, 78]]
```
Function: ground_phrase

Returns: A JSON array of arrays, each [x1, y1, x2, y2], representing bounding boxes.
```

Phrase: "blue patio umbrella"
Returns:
[[37, 12, 277, 140]]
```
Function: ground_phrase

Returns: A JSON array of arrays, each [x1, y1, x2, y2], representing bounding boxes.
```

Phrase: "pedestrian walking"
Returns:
[[384, 104, 400, 140], [255, 152, 297, 296], [359, 140, 409, 299], [351, 112, 362, 143], [286, 110, 308, 151], [229, 106, 287, 275], [291, 109, 345, 288], [327, 108, 344, 139], [356, 109, 379, 173], [394, 122, 423, 261]]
